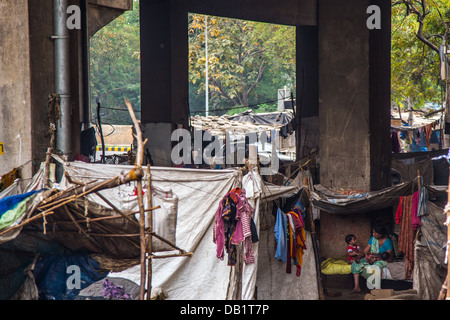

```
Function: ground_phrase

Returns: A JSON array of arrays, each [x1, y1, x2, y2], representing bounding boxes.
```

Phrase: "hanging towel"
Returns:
[[274, 208, 287, 263]]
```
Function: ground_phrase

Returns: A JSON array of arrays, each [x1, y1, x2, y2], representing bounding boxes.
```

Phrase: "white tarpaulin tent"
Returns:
[[0, 158, 320, 300], [61, 161, 262, 300]]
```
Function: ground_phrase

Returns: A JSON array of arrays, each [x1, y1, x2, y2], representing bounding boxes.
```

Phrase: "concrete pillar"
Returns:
[[140, 0, 178, 166], [297, 26, 319, 159], [318, 0, 391, 191], [0, 0, 33, 179], [318, 0, 392, 258], [140, 0, 318, 167]]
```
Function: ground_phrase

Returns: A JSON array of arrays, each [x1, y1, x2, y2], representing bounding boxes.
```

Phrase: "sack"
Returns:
[[320, 257, 352, 275]]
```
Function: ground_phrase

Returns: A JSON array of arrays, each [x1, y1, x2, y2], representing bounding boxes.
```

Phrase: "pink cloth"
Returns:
[[213, 189, 255, 265], [411, 191, 421, 230]]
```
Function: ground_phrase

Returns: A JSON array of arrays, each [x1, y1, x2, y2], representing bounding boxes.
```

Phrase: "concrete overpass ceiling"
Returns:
[[180, 0, 318, 27], [88, 0, 133, 37]]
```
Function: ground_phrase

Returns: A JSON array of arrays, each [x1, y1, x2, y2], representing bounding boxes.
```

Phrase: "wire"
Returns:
[[189, 96, 294, 115], [100, 106, 141, 113]]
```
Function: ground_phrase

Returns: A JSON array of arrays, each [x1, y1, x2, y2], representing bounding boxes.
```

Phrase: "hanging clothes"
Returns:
[[286, 210, 307, 277], [395, 194, 415, 279], [213, 187, 258, 266], [411, 191, 421, 230], [274, 208, 287, 263], [391, 130, 401, 153], [273, 203, 307, 277]]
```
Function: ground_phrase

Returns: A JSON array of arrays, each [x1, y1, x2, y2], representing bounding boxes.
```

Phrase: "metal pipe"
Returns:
[[53, 0, 72, 159], [80, 0, 90, 131]]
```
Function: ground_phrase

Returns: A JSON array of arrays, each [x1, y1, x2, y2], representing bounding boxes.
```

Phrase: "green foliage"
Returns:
[[89, 5, 296, 123], [89, 0, 140, 125], [391, 0, 450, 110], [188, 13, 296, 116]]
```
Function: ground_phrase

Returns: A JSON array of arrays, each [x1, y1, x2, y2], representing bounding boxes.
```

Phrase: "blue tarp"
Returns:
[[0, 190, 41, 216], [33, 253, 109, 300]]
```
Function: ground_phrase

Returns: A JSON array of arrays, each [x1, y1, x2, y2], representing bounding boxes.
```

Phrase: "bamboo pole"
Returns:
[[30, 206, 160, 225], [37, 169, 143, 211], [303, 175, 326, 300], [124, 97, 147, 300], [446, 166, 450, 299], [150, 252, 194, 259], [146, 165, 153, 300], [0, 211, 55, 237]]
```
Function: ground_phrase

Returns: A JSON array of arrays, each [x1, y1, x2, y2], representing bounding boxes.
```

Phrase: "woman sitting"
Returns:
[[350, 224, 394, 293]]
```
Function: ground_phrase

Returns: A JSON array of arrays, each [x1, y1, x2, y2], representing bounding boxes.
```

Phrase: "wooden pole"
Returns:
[[37, 168, 144, 210], [446, 165, 450, 299], [124, 97, 147, 300], [146, 165, 153, 300], [136, 178, 146, 300], [303, 175, 326, 300]]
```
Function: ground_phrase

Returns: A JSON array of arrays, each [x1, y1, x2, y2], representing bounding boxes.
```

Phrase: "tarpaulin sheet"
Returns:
[[310, 182, 416, 214], [228, 110, 293, 126], [64, 162, 255, 300], [413, 201, 447, 299], [60, 162, 179, 252], [33, 253, 108, 300]]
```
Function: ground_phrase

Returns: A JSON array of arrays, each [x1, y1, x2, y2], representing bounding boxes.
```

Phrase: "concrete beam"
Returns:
[[88, 0, 133, 37], [88, 0, 132, 11]]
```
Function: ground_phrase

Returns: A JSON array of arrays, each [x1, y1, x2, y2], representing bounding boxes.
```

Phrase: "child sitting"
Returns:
[[345, 234, 362, 264]]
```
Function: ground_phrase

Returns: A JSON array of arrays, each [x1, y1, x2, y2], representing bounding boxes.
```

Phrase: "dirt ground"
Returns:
[[324, 283, 369, 300], [322, 274, 413, 300]]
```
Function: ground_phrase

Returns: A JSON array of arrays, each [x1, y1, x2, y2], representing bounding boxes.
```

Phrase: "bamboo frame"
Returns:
[[0, 98, 193, 301], [124, 98, 193, 300]]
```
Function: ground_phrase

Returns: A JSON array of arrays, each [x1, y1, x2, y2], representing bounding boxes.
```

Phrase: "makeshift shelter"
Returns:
[[0, 99, 323, 300], [391, 110, 442, 153], [190, 110, 296, 162], [313, 171, 448, 298], [0, 156, 323, 300]]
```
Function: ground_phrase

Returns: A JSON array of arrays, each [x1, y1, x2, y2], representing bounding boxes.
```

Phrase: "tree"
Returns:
[[89, 0, 140, 125], [392, 0, 450, 111], [188, 14, 296, 115]]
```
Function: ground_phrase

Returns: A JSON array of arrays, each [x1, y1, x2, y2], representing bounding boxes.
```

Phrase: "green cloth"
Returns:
[[351, 238, 387, 278], [0, 196, 33, 230]]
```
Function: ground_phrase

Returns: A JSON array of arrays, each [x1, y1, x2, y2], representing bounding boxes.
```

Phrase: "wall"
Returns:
[[320, 212, 372, 260], [0, 0, 131, 180], [0, 0, 33, 179], [317, 0, 392, 258]]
